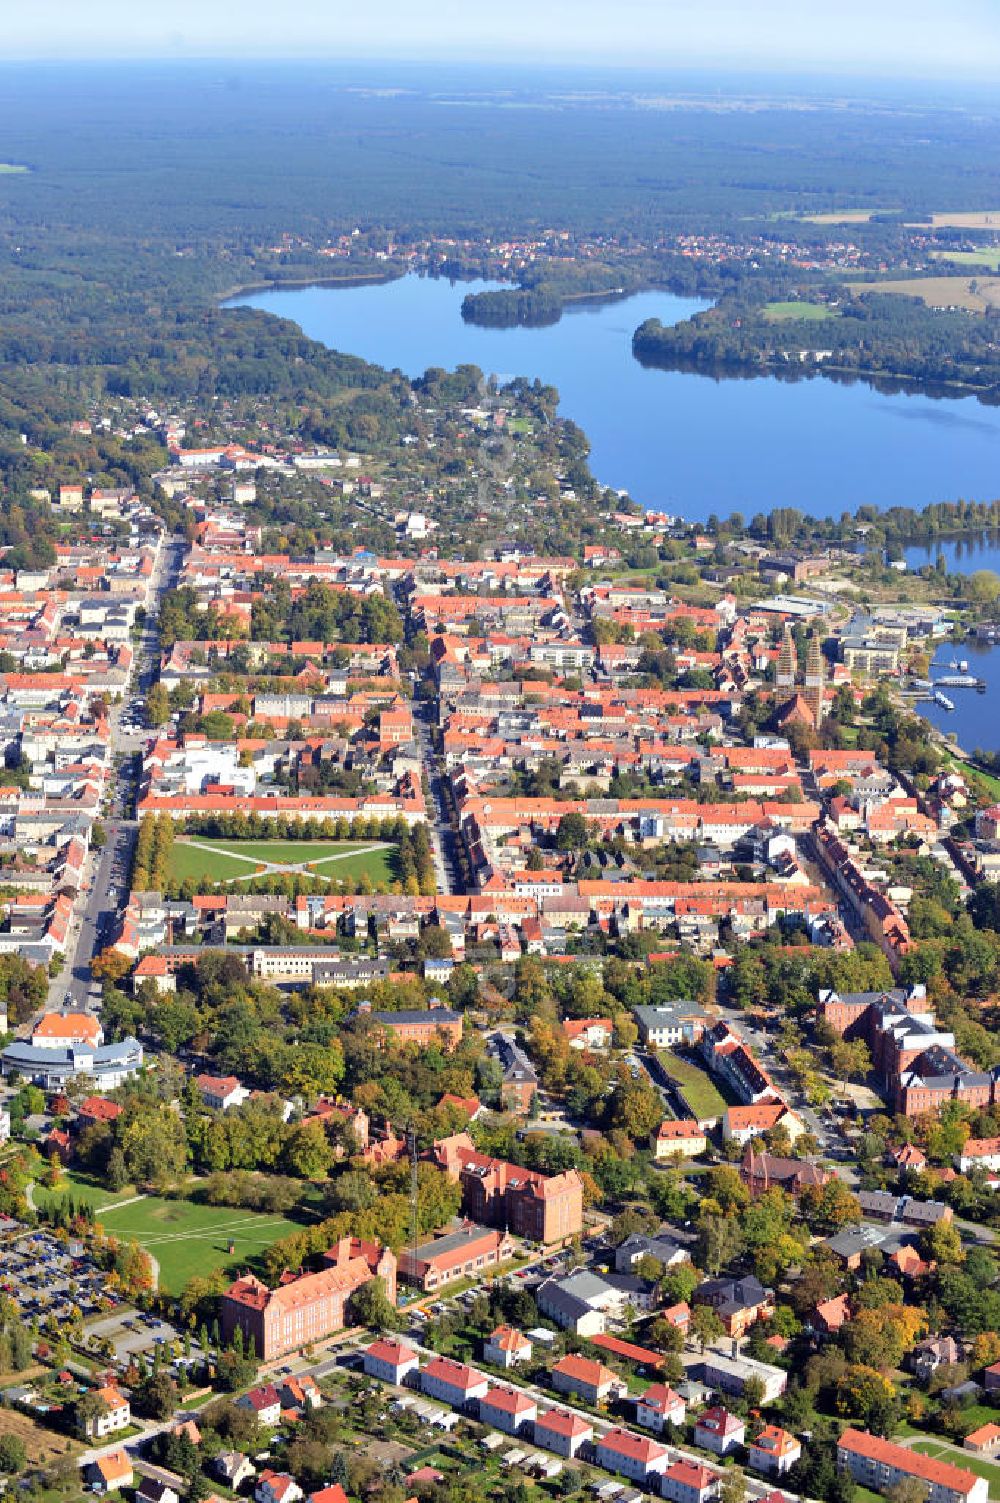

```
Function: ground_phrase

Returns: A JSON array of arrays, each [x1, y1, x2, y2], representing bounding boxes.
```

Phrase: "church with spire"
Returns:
[[774, 623, 826, 731]]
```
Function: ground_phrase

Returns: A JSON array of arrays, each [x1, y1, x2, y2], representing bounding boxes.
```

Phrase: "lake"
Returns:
[[228, 274, 1000, 523], [904, 535, 1000, 578], [914, 639, 1000, 755]]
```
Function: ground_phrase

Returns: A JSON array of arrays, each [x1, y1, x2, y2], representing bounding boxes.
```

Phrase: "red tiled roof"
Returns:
[[839, 1429, 982, 1496]]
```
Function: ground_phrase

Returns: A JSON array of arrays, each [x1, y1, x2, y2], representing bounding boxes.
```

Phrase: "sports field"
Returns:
[[95, 1194, 302, 1294], [763, 300, 837, 322], [167, 836, 397, 887]]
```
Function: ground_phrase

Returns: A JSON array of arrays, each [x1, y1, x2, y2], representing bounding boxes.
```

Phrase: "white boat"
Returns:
[[934, 690, 955, 710], [959, 659, 969, 672]]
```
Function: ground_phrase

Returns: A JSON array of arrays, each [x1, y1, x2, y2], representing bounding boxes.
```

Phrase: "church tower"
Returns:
[[804, 630, 825, 726], [776, 624, 797, 691]]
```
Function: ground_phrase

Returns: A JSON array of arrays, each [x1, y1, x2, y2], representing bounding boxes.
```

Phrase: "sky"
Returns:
[[6, 0, 1000, 79]]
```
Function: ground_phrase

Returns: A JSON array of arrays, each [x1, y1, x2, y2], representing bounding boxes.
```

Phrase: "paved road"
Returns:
[[60, 820, 139, 1011], [414, 701, 461, 895], [50, 532, 185, 1009]]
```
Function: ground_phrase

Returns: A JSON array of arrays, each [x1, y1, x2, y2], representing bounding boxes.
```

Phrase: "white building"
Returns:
[[363, 1337, 419, 1386]]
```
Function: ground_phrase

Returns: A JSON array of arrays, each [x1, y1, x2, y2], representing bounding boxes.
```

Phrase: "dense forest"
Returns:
[[634, 291, 1000, 394]]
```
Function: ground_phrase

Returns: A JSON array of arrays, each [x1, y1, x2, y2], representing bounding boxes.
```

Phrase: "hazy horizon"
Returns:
[[6, 0, 1000, 82]]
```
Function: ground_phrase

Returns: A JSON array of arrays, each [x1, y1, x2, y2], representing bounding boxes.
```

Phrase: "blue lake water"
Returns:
[[913, 639, 1000, 754], [228, 274, 1000, 523], [904, 535, 1000, 577]]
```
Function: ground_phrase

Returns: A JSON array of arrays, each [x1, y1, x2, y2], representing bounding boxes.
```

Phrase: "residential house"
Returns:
[[594, 1429, 671, 1485], [420, 1356, 489, 1408], [276, 1375, 321, 1413], [813, 1293, 852, 1336], [694, 1276, 774, 1338], [533, 1409, 593, 1458], [363, 1337, 420, 1386], [660, 1461, 720, 1503], [652, 1119, 708, 1159], [912, 1335, 962, 1380], [722, 1101, 803, 1147], [81, 1384, 131, 1438], [478, 1386, 537, 1435], [214, 1454, 256, 1490], [562, 1017, 613, 1050], [255, 1473, 303, 1503], [749, 1426, 802, 1477], [236, 1385, 282, 1428], [694, 1406, 746, 1456], [194, 1072, 249, 1110], [137, 1480, 180, 1503], [484, 1326, 532, 1368], [86, 1451, 133, 1494], [551, 1353, 624, 1406], [634, 1383, 686, 1433]]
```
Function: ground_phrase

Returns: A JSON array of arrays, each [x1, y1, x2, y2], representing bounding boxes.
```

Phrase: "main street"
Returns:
[[50, 532, 185, 1010], [414, 699, 461, 895]]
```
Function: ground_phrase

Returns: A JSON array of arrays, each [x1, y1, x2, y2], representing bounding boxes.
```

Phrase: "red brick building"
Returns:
[[740, 1148, 830, 1199], [221, 1237, 396, 1359], [398, 1222, 514, 1292], [818, 984, 996, 1117], [432, 1132, 583, 1244], [370, 1006, 463, 1051]]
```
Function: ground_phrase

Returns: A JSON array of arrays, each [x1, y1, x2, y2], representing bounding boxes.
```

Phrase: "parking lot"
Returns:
[[84, 1310, 185, 1364], [0, 1225, 122, 1325]]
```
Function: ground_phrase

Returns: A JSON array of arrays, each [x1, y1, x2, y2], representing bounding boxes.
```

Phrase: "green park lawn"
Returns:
[[166, 842, 265, 885], [660, 1049, 729, 1119], [763, 300, 837, 322], [34, 1168, 139, 1215], [168, 837, 396, 887], [94, 1194, 302, 1294], [36, 1173, 303, 1292]]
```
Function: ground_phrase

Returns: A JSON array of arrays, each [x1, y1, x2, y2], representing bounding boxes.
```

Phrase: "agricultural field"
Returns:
[[167, 836, 397, 888], [799, 209, 881, 223], [763, 300, 837, 322], [932, 247, 1000, 270], [850, 275, 1000, 313], [917, 211, 1000, 229], [95, 1194, 303, 1294], [659, 1049, 729, 1119]]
